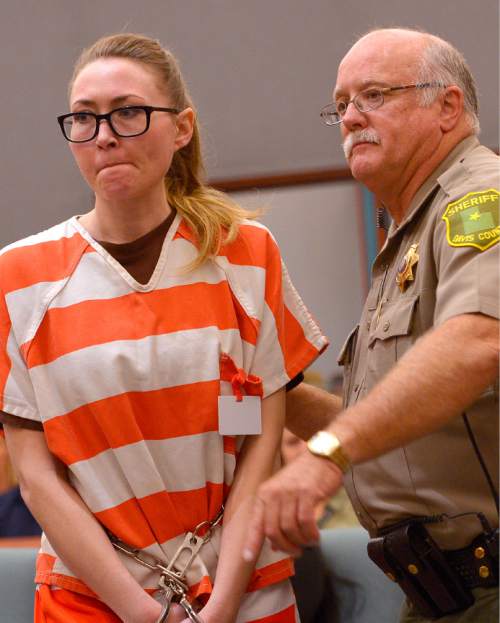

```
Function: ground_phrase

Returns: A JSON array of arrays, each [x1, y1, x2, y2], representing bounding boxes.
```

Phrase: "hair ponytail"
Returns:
[[71, 33, 258, 268]]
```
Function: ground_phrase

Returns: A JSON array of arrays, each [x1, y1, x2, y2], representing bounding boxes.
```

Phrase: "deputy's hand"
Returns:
[[243, 451, 344, 558]]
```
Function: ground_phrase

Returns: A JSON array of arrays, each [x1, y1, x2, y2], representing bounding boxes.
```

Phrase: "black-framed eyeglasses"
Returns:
[[320, 82, 446, 126], [57, 105, 181, 143]]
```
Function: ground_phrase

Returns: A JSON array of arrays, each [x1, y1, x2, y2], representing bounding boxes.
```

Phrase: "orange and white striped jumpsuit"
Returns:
[[0, 214, 328, 622]]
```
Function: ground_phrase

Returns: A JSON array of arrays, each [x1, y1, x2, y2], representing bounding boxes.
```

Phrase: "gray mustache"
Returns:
[[343, 130, 381, 158]]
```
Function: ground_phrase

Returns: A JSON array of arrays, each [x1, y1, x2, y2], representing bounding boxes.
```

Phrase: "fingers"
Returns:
[[297, 494, 320, 544], [243, 454, 341, 559], [243, 477, 316, 559], [244, 493, 303, 560], [243, 496, 265, 562], [283, 492, 319, 546], [265, 491, 306, 556], [166, 604, 187, 623]]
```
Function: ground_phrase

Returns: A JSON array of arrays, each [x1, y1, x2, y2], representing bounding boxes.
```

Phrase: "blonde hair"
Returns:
[[70, 33, 257, 268]]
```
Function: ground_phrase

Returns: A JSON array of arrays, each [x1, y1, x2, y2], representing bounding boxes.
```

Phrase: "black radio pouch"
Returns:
[[367, 521, 474, 619]]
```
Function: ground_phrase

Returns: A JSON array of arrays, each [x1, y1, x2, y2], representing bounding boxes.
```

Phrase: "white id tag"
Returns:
[[218, 396, 262, 435]]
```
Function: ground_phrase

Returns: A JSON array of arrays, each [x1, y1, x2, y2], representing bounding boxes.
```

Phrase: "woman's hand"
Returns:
[[122, 596, 162, 623], [168, 599, 235, 623], [165, 604, 190, 622], [166, 603, 211, 623]]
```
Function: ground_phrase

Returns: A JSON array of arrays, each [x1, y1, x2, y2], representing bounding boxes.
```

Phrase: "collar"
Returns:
[[385, 135, 480, 242]]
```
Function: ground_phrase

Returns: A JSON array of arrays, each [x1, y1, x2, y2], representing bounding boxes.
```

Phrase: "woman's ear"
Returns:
[[174, 107, 195, 150], [439, 86, 464, 133]]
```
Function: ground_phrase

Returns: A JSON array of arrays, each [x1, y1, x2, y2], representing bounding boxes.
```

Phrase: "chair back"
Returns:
[[320, 527, 404, 623], [0, 547, 37, 623]]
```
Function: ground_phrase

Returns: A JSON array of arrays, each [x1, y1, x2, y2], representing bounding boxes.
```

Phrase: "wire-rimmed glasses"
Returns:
[[57, 105, 181, 143], [320, 83, 444, 125]]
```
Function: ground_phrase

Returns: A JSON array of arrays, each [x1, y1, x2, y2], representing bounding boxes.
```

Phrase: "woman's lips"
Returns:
[[98, 161, 133, 172]]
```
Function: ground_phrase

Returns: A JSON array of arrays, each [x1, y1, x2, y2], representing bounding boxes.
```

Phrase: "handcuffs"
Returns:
[[110, 508, 224, 622]]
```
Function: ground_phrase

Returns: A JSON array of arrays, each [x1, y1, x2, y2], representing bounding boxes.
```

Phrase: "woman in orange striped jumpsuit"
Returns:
[[0, 34, 327, 623]]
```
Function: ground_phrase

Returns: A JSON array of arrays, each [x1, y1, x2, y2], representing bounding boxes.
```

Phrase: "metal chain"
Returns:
[[191, 506, 224, 543], [109, 507, 224, 622]]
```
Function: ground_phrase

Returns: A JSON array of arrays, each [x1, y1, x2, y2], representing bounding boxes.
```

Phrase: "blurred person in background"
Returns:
[[0, 436, 41, 537]]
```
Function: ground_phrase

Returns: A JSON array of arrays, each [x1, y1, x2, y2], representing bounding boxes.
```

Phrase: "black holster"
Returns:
[[367, 522, 476, 619]]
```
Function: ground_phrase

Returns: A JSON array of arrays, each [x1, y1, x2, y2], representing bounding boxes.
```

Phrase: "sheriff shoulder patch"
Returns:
[[442, 189, 499, 251]]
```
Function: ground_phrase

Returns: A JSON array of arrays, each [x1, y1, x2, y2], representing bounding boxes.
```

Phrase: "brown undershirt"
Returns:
[[0, 212, 175, 432], [0, 210, 302, 431], [97, 209, 177, 285]]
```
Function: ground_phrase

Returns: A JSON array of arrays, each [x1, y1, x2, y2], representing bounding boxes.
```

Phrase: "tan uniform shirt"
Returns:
[[339, 136, 499, 549]]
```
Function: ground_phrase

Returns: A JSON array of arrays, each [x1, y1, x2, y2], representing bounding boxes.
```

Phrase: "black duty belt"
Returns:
[[367, 518, 498, 619], [443, 531, 499, 589]]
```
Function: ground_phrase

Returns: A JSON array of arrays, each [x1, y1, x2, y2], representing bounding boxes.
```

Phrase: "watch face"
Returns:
[[308, 431, 349, 473], [310, 431, 336, 455]]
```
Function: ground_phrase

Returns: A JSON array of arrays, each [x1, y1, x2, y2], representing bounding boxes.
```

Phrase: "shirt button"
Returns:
[[383, 321, 390, 332]]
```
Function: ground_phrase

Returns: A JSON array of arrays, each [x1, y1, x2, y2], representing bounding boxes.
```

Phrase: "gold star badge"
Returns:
[[396, 243, 419, 292]]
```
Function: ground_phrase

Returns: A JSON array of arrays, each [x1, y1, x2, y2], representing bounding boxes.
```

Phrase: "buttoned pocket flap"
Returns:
[[337, 324, 360, 366], [369, 295, 419, 345]]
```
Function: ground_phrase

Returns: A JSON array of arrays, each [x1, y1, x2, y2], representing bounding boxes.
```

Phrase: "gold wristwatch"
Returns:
[[307, 431, 350, 473]]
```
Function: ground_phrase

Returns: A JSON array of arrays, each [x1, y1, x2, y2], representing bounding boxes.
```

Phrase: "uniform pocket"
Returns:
[[366, 295, 419, 379], [368, 295, 419, 345], [337, 324, 360, 406]]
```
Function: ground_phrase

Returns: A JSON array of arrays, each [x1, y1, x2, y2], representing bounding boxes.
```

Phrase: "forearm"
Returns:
[[286, 383, 342, 440], [203, 494, 268, 622], [26, 477, 158, 620], [203, 390, 285, 623], [5, 426, 160, 623], [332, 313, 499, 464]]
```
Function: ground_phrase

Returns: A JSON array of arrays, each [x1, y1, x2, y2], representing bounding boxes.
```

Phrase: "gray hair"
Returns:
[[354, 28, 480, 135], [416, 36, 480, 134]]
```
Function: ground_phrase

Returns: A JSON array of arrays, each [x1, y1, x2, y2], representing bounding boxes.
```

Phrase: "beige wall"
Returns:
[[231, 181, 365, 382], [0, 1, 498, 245]]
